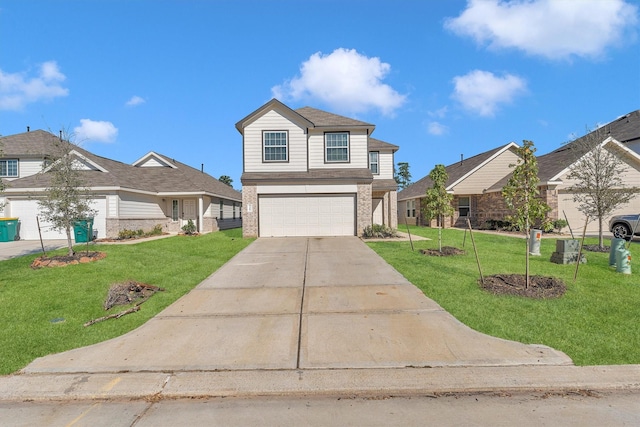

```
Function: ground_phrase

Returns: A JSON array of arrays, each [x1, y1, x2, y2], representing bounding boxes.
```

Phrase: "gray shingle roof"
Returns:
[[0, 129, 62, 157], [368, 137, 399, 152], [241, 168, 373, 184], [538, 109, 640, 182], [2, 130, 241, 201], [295, 106, 374, 129]]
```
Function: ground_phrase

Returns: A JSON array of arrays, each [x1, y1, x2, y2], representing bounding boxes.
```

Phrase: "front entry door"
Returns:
[[182, 199, 197, 230]]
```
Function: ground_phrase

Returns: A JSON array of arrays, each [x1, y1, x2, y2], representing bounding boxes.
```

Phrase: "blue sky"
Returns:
[[1, 0, 638, 189]]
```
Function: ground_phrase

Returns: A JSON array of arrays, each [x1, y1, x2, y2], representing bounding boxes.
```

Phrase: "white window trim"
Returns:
[[406, 200, 416, 218], [171, 199, 179, 222]]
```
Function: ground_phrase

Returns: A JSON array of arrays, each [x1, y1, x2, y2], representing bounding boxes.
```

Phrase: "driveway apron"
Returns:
[[23, 237, 571, 374]]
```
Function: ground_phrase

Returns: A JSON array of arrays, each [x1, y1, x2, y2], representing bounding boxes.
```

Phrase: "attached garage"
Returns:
[[6, 198, 107, 241], [557, 191, 640, 235], [258, 194, 355, 237]]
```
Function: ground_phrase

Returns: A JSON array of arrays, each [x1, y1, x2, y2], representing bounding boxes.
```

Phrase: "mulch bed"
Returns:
[[31, 251, 107, 269], [480, 274, 566, 299], [420, 246, 466, 256]]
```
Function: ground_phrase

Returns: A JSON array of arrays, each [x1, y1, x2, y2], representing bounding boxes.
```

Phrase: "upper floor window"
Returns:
[[263, 131, 288, 162], [325, 132, 349, 163], [369, 152, 379, 174], [0, 159, 18, 177]]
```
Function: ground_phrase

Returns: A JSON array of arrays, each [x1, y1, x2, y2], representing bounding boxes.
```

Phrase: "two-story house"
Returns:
[[236, 99, 398, 238], [0, 129, 242, 240]]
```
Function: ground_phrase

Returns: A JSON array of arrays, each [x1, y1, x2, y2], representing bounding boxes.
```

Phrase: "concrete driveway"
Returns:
[[23, 237, 571, 374], [0, 240, 68, 261]]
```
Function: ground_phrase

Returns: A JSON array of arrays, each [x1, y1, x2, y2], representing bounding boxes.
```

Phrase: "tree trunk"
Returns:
[[65, 225, 74, 257], [525, 217, 530, 289], [598, 217, 604, 249]]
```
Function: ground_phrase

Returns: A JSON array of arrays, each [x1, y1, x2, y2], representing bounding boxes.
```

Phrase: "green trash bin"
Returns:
[[73, 218, 94, 243], [0, 218, 19, 242]]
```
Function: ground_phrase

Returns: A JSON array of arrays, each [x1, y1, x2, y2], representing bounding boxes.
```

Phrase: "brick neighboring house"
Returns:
[[398, 142, 520, 228], [399, 109, 640, 233], [236, 99, 398, 238], [0, 129, 242, 240]]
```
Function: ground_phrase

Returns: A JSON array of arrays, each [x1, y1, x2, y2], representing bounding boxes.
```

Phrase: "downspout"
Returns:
[[198, 196, 204, 233]]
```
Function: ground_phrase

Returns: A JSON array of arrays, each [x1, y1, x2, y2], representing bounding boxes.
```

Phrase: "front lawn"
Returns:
[[368, 226, 640, 366], [0, 229, 253, 375]]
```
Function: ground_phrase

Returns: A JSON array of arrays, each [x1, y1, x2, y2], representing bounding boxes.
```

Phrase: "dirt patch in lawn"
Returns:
[[480, 274, 566, 299], [420, 246, 466, 256], [103, 281, 165, 310], [31, 251, 106, 269], [583, 244, 610, 253]]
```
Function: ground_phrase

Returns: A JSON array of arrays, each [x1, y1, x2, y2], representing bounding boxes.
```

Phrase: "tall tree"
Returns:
[[37, 131, 96, 256], [502, 140, 550, 289], [565, 126, 639, 248], [219, 175, 233, 187], [394, 162, 412, 189], [422, 164, 454, 252]]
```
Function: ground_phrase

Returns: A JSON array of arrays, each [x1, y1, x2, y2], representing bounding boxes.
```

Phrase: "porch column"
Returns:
[[198, 196, 204, 232]]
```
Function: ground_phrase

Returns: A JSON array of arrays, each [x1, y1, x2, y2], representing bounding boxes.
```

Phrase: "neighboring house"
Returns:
[[0, 129, 242, 240], [401, 109, 640, 234], [398, 142, 520, 228], [235, 99, 398, 238]]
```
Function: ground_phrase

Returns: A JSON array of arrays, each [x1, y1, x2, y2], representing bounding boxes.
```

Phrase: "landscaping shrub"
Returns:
[[363, 224, 398, 238]]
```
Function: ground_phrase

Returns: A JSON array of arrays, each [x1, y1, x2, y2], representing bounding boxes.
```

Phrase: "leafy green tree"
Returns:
[[37, 131, 96, 256], [502, 140, 550, 288], [422, 164, 454, 252], [219, 175, 233, 187], [566, 126, 639, 248], [394, 162, 412, 190]]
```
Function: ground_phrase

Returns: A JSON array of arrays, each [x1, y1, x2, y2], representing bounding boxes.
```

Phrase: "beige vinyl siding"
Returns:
[[375, 151, 395, 180], [308, 129, 369, 169], [453, 149, 520, 194], [16, 158, 44, 179], [118, 193, 164, 218], [244, 110, 307, 173]]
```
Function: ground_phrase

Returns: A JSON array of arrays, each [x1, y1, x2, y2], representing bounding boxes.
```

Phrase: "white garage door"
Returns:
[[259, 194, 355, 237], [558, 191, 640, 235], [8, 198, 107, 241]]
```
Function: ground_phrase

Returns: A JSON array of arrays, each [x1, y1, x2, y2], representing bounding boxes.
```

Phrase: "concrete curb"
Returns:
[[1, 365, 639, 402]]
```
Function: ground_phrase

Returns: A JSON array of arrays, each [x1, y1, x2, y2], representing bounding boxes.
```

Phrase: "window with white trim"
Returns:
[[325, 132, 349, 162], [369, 151, 379, 174], [232, 202, 236, 220], [406, 200, 416, 218], [0, 159, 18, 177], [171, 200, 179, 221], [263, 131, 288, 162], [219, 200, 224, 219]]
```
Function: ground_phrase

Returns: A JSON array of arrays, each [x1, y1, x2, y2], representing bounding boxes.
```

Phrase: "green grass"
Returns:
[[0, 229, 253, 375], [368, 226, 640, 366]]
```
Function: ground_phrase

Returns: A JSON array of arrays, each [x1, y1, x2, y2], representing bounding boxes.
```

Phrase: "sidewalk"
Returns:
[[1, 237, 638, 401]]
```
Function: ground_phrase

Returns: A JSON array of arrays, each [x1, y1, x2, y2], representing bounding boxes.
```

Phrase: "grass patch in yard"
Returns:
[[0, 228, 253, 375], [368, 226, 640, 366]]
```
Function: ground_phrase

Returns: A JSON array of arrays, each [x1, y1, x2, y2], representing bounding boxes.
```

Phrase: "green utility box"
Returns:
[[0, 218, 19, 242], [73, 218, 94, 243]]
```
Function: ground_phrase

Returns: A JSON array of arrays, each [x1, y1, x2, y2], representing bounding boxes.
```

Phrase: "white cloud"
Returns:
[[445, 0, 638, 60], [0, 61, 68, 110], [126, 95, 145, 107], [272, 48, 406, 116], [452, 70, 527, 117], [74, 119, 118, 143], [428, 121, 448, 136]]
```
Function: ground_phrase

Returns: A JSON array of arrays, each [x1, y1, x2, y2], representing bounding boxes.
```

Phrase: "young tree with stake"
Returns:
[[422, 164, 454, 252], [37, 131, 96, 257], [502, 140, 550, 289]]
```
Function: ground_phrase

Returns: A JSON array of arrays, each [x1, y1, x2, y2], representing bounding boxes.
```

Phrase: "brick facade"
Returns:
[[242, 184, 258, 238], [357, 183, 372, 236]]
